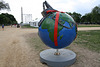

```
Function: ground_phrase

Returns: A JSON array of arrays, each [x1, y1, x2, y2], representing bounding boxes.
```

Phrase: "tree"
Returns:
[[91, 6, 100, 24], [81, 15, 86, 23], [66, 12, 82, 23], [81, 13, 92, 24], [72, 12, 81, 23], [3, 13, 17, 24], [66, 12, 73, 16], [0, 0, 10, 10], [0, 13, 17, 25], [86, 13, 92, 23], [80, 5, 100, 24]]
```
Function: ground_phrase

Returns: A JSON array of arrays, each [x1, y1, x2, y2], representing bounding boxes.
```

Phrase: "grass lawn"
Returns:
[[74, 30, 100, 52], [27, 30, 100, 53], [78, 24, 100, 27], [22, 24, 38, 28]]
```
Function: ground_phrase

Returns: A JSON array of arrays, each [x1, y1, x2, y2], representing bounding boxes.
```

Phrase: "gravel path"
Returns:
[[0, 26, 100, 67]]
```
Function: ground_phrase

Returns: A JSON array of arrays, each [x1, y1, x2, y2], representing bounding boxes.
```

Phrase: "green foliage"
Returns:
[[22, 24, 38, 28], [66, 12, 82, 23], [80, 6, 100, 24], [91, 6, 100, 24], [72, 12, 81, 23], [81, 13, 92, 23], [0, 13, 17, 25], [67, 5, 100, 24], [0, 0, 10, 10]]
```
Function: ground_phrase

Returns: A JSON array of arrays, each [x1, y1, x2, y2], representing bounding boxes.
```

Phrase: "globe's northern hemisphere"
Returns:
[[38, 12, 77, 49]]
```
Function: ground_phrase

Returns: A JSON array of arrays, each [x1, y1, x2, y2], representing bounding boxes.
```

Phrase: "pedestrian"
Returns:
[[2, 24, 4, 31]]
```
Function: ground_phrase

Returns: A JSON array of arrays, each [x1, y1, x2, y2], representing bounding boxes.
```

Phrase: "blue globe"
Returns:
[[38, 12, 77, 49]]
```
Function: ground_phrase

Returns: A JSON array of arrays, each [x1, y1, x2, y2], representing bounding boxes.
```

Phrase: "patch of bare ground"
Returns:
[[0, 26, 100, 67], [0, 26, 47, 67], [25, 31, 100, 67], [69, 44, 100, 67]]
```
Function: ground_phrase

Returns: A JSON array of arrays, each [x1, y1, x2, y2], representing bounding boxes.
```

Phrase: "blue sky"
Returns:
[[1, 0, 100, 23]]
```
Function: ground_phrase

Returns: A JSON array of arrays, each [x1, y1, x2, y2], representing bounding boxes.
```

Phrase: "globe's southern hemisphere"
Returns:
[[38, 12, 77, 49]]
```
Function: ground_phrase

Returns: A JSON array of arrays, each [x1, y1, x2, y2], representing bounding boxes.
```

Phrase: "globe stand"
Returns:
[[40, 49, 76, 67], [54, 49, 60, 55]]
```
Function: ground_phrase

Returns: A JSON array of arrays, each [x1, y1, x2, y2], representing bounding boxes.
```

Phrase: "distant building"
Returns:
[[29, 18, 40, 27], [23, 14, 32, 23]]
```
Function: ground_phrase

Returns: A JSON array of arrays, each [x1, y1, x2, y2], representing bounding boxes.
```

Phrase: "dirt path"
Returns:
[[0, 26, 100, 67], [78, 27, 100, 31], [0, 26, 47, 67]]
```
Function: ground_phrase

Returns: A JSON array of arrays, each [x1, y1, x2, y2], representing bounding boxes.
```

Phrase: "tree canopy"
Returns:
[[0, 13, 17, 25], [80, 6, 100, 24], [66, 12, 82, 23], [0, 0, 10, 10], [91, 6, 100, 24], [0, 0, 16, 25], [66, 5, 100, 24]]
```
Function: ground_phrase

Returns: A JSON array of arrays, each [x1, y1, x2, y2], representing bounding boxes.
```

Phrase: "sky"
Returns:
[[1, 0, 100, 23]]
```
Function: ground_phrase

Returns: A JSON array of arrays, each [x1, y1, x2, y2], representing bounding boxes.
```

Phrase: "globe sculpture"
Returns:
[[38, 7, 77, 49], [38, 1, 77, 67]]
